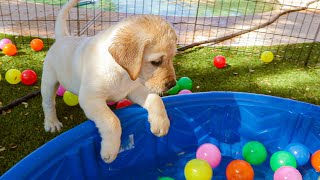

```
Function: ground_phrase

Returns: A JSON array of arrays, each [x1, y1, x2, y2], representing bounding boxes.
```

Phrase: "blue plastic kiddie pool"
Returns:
[[1, 92, 320, 179]]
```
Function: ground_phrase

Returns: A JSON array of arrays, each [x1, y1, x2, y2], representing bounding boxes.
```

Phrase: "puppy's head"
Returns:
[[108, 15, 177, 94]]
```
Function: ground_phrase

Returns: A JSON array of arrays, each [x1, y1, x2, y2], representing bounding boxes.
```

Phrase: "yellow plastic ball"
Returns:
[[261, 51, 274, 63], [184, 159, 213, 180], [63, 91, 79, 106], [5, 69, 21, 84]]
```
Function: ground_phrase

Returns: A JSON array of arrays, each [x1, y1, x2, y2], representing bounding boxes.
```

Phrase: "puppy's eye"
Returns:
[[151, 60, 162, 66]]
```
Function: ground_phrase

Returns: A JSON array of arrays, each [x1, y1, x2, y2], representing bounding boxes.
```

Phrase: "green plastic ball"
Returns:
[[167, 83, 180, 95], [184, 159, 212, 180], [63, 91, 79, 106], [270, 151, 297, 172], [158, 177, 174, 180], [5, 69, 21, 84], [178, 77, 192, 90], [242, 141, 267, 165]]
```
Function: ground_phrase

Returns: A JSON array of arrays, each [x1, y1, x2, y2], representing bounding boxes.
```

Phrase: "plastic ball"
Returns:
[[184, 159, 213, 180], [3, 43, 17, 56], [213, 55, 227, 69], [107, 101, 117, 106], [158, 177, 174, 180], [5, 69, 21, 84], [30, 38, 44, 51], [178, 89, 192, 95], [21, 70, 37, 85], [116, 99, 132, 109], [285, 143, 310, 166], [226, 160, 254, 180], [0, 38, 12, 50], [56, 84, 66, 96], [196, 143, 221, 168], [177, 77, 192, 90], [63, 91, 79, 106], [261, 51, 274, 63], [311, 150, 320, 172], [167, 83, 180, 95], [242, 141, 267, 165], [273, 166, 302, 180], [270, 151, 297, 172]]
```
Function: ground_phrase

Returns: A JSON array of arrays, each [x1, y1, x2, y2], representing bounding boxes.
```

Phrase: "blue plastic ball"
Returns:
[[285, 143, 310, 166]]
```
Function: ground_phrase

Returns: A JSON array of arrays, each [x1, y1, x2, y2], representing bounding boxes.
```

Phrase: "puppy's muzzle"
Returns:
[[165, 80, 176, 91]]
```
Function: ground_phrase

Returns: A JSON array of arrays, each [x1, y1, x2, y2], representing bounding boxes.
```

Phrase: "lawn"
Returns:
[[1, 33, 320, 175]]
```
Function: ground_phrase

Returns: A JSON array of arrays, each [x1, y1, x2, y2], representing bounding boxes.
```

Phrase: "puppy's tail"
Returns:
[[55, 0, 80, 39]]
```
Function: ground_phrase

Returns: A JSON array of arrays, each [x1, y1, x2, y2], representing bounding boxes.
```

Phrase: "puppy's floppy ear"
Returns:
[[108, 28, 147, 81]]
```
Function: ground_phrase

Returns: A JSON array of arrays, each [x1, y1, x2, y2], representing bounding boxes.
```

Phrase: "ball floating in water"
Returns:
[[270, 151, 297, 172], [178, 77, 192, 90], [261, 51, 274, 63], [273, 166, 302, 180], [3, 43, 17, 56], [63, 91, 79, 106], [242, 141, 267, 165], [226, 160, 254, 180], [178, 89, 192, 95], [184, 159, 213, 180], [213, 55, 226, 69], [56, 84, 66, 96], [5, 69, 21, 84], [116, 99, 132, 109], [21, 70, 37, 85], [158, 177, 174, 180], [196, 143, 221, 168], [0, 38, 12, 50], [30, 38, 44, 51], [285, 143, 310, 166], [311, 150, 320, 172], [167, 83, 180, 95]]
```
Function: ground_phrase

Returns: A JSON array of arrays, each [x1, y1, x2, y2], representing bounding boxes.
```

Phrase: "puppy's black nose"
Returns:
[[165, 80, 176, 90]]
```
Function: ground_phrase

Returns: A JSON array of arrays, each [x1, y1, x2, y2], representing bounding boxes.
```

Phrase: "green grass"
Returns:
[[1, 33, 320, 175]]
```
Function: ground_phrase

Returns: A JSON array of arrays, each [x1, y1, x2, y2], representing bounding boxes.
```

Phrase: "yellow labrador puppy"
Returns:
[[41, 0, 177, 163]]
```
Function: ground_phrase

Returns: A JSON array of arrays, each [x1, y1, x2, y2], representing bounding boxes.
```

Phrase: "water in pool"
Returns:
[[29, 0, 280, 17]]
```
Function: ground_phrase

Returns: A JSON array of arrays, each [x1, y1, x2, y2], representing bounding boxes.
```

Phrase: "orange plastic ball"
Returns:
[[226, 160, 254, 180], [3, 43, 17, 56], [30, 38, 44, 51], [311, 150, 320, 172]]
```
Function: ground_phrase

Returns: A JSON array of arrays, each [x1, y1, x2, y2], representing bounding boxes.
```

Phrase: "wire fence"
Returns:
[[0, 0, 320, 64]]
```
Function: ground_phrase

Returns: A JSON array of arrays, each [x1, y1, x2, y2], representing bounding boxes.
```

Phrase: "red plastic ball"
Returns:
[[21, 70, 37, 85], [116, 99, 133, 109], [226, 160, 254, 180], [30, 38, 44, 51], [213, 55, 226, 69]]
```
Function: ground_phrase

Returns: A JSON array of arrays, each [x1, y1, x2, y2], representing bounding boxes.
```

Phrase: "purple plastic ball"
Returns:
[[56, 84, 66, 96], [178, 89, 192, 95]]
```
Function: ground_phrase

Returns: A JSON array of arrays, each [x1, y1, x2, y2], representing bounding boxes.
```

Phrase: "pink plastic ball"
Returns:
[[0, 38, 12, 50], [196, 143, 222, 168], [56, 84, 66, 96], [273, 166, 302, 180], [178, 89, 192, 95]]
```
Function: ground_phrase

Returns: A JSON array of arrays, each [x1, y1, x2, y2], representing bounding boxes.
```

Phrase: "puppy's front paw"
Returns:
[[100, 138, 121, 163], [44, 118, 63, 133], [149, 114, 170, 137]]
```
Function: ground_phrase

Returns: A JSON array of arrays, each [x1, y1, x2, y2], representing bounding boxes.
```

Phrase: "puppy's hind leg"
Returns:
[[41, 64, 63, 133]]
